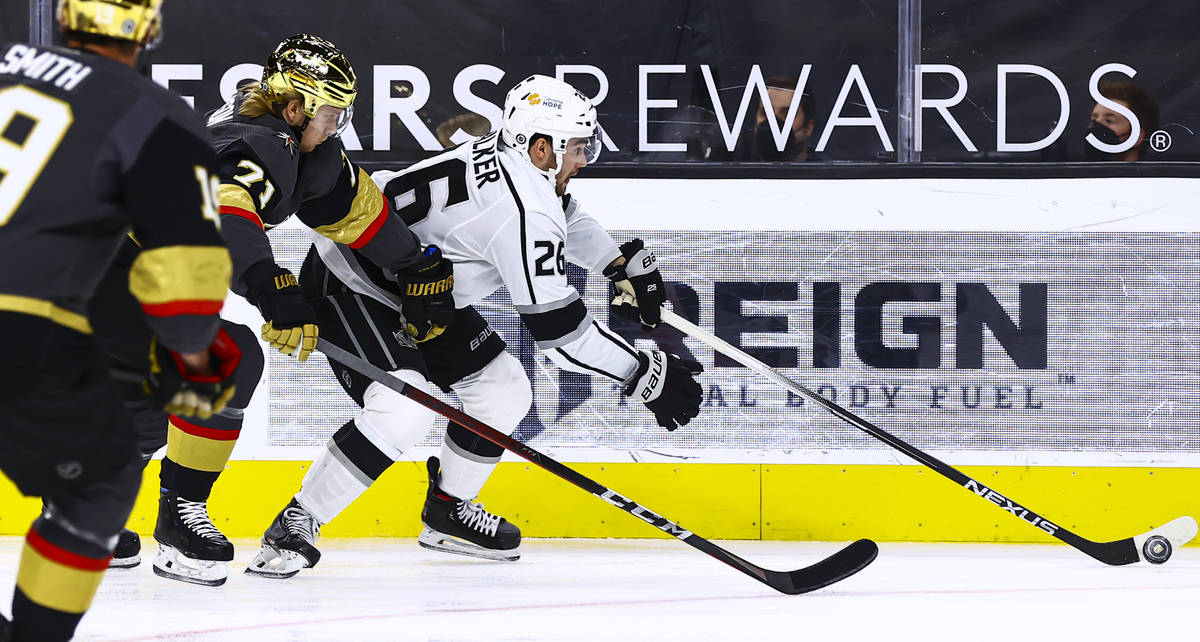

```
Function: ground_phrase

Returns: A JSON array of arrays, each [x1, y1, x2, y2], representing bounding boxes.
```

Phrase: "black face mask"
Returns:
[[1084, 122, 1127, 161], [755, 123, 797, 161]]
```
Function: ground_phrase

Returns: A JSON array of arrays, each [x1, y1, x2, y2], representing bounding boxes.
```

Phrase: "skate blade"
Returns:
[[152, 545, 228, 587], [417, 527, 520, 562], [108, 554, 141, 569], [244, 546, 308, 579]]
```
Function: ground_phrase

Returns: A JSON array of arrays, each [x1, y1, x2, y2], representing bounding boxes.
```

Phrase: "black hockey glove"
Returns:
[[623, 350, 704, 431], [243, 259, 319, 361], [144, 328, 242, 420], [396, 245, 455, 342], [604, 238, 665, 330]]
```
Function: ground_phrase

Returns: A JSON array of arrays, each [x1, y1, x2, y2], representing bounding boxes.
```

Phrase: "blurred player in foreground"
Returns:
[[0, 0, 241, 637]]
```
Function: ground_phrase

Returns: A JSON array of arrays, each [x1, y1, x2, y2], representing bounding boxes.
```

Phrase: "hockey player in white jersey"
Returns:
[[245, 75, 703, 576]]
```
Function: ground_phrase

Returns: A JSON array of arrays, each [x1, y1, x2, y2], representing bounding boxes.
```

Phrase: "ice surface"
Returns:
[[1, 537, 1195, 641]]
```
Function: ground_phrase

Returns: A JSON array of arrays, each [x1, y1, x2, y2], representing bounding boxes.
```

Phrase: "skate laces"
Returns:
[[455, 500, 501, 537], [283, 506, 320, 541], [177, 498, 225, 542]]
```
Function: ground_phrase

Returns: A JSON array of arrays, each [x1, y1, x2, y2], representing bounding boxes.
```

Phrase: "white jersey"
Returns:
[[310, 131, 641, 384]]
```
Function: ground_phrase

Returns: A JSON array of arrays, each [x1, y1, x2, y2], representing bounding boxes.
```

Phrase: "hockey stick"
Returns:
[[316, 338, 877, 594], [658, 308, 1198, 565]]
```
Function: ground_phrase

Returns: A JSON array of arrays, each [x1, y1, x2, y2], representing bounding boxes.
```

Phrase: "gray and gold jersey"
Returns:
[[0, 42, 230, 362], [207, 90, 424, 297]]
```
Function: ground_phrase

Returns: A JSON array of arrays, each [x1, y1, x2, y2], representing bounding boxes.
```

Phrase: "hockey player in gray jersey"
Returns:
[[246, 75, 703, 576], [0, 0, 242, 636]]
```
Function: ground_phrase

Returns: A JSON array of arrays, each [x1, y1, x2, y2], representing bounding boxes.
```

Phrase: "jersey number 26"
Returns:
[[382, 158, 469, 226]]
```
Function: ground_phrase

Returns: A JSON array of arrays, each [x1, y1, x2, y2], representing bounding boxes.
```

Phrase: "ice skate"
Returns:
[[152, 491, 234, 587], [108, 528, 141, 569], [418, 457, 521, 562], [245, 498, 321, 579]]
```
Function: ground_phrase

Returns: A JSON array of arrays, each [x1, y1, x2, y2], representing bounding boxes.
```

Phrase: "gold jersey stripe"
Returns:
[[310, 168, 385, 245], [17, 541, 105, 614], [166, 420, 238, 473], [0, 294, 92, 334], [129, 246, 232, 306], [219, 183, 258, 216]]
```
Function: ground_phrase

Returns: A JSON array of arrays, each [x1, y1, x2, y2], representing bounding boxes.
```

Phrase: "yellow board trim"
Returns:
[[310, 168, 384, 245], [165, 421, 238, 473], [0, 293, 91, 334], [1, 463, 1197, 544], [129, 245, 232, 306], [17, 542, 105, 614]]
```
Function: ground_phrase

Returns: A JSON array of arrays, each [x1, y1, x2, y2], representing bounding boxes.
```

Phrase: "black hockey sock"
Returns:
[[158, 458, 220, 501], [12, 589, 83, 642], [159, 413, 242, 501], [12, 520, 113, 642]]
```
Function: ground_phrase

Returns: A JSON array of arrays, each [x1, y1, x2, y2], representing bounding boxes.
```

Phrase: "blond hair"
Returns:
[[236, 82, 302, 119]]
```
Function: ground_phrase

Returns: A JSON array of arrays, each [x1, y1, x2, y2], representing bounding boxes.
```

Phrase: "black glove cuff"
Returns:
[[602, 260, 628, 282], [242, 259, 299, 304], [396, 246, 453, 297]]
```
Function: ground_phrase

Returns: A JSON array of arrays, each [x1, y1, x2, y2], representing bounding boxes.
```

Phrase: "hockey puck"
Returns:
[[1142, 535, 1172, 564]]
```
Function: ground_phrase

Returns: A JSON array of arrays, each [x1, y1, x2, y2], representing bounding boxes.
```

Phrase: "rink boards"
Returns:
[[1, 175, 1197, 543], [1, 460, 1197, 543]]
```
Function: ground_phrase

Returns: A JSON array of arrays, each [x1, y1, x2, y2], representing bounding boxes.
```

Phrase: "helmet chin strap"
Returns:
[[536, 151, 563, 188], [527, 142, 563, 188], [505, 136, 562, 189], [272, 102, 309, 139]]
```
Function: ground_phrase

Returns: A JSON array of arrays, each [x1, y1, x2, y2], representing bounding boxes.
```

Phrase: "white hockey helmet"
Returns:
[[501, 75, 603, 183]]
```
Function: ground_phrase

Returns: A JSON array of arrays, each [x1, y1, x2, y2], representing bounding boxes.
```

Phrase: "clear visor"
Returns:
[[563, 126, 604, 165], [311, 103, 355, 137], [334, 105, 355, 137]]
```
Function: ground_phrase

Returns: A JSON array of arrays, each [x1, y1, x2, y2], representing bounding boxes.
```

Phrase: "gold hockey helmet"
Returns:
[[57, 0, 164, 46], [262, 34, 357, 120]]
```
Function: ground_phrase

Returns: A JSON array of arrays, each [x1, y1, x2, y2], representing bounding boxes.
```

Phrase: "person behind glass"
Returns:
[[434, 112, 491, 149], [743, 74, 817, 162], [1086, 81, 1160, 161]]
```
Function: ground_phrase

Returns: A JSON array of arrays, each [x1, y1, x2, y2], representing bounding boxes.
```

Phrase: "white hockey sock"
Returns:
[[434, 352, 529, 500], [295, 443, 371, 525], [436, 443, 499, 501]]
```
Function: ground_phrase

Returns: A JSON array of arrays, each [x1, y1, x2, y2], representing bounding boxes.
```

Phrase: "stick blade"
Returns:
[[1083, 515, 1199, 565], [1130, 516, 1198, 565], [771, 539, 879, 595]]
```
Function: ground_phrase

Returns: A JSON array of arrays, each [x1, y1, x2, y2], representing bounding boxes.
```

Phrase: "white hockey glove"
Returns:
[[604, 239, 665, 329], [623, 350, 704, 431]]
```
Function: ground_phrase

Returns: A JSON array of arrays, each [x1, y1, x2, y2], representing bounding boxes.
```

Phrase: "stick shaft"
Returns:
[[658, 309, 1133, 564], [314, 338, 852, 590]]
